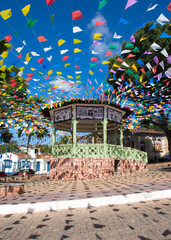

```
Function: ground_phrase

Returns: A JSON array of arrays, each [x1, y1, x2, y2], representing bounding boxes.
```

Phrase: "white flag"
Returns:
[[147, 4, 158, 11], [73, 26, 83, 33], [43, 45, 52, 52], [60, 49, 69, 55], [92, 50, 99, 54], [31, 51, 40, 56], [151, 42, 161, 51], [16, 46, 24, 53], [157, 14, 169, 25], [161, 49, 168, 57], [47, 55, 52, 61], [113, 32, 122, 39]]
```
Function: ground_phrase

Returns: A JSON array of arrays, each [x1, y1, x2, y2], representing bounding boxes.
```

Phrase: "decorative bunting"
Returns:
[[22, 5, 31, 16], [38, 36, 47, 42], [72, 10, 83, 20]]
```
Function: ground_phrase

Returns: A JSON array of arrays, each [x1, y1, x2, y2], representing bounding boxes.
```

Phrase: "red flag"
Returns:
[[46, 0, 55, 6], [25, 78, 32, 81], [105, 50, 113, 57], [127, 54, 136, 58], [62, 56, 69, 61], [117, 57, 123, 62], [37, 36, 47, 42], [152, 65, 157, 74], [72, 10, 83, 20], [140, 68, 145, 74], [75, 66, 80, 69], [167, 2, 171, 12], [4, 35, 12, 42], [38, 58, 43, 63], [16, 53, 22, 58], [27, 73, 33, 77], [91, 57, 98, 62], [96, 21, 106, 26]]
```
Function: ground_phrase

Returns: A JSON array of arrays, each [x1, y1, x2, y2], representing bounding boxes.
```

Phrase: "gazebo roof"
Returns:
[[42, 98, 132, 119]]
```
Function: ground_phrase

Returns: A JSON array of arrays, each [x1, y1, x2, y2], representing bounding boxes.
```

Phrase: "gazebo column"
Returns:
[[72, 119, 78, 156], [102, 119, 108, 157], [114, 128, 118, 145], [52, 124, 56, 156], [120, 125, 123, 147]]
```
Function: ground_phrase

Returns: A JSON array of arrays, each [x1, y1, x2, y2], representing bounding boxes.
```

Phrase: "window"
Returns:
[[140, 140, 145, 151], [35, 149, 38, 154], [4, 160, 12, 168], [153, 138, 162, 151]]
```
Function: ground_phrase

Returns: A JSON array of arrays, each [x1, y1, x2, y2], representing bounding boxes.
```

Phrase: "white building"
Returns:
[[0, 152, 19, 175]]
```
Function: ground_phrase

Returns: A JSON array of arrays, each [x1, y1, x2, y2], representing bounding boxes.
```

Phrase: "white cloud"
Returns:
[[86, 12, 121, 59], [50, 75, 82, 94]]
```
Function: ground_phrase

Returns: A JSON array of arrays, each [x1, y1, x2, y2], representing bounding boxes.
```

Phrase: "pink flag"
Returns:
[[125, 0, 138, 9]]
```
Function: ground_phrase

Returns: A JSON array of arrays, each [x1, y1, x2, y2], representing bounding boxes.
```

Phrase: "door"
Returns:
[[36, 161, 40, 171], [47, 161, 50, 172]]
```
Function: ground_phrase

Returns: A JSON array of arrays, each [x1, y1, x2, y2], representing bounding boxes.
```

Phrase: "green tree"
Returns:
[[107, 21, 171, 160], [0, 129, 13, 143]]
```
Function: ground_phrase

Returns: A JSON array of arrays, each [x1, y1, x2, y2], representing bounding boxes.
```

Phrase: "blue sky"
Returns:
[[0, 0, 170, 102]]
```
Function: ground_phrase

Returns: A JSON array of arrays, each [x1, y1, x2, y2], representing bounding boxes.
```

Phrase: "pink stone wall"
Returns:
[[50, 157, 148, 181], [0, 185, 24, 197]]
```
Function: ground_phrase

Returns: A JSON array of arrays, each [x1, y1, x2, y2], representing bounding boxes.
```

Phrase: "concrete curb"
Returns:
[[0, 189, 171, 214]]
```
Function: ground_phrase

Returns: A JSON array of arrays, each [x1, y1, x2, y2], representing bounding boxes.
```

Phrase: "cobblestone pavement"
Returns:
[[0, 198, 171, 240], [16, 166, 171, 195], [0, 167, 171, 205]]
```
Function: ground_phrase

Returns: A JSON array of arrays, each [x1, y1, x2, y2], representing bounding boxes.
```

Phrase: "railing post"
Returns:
[[72, 119, 78, 157], [114, 128, 117, 145], [52, 124, 56, 156], [102, 119, 108, 158], [120, 125, 123, 147]]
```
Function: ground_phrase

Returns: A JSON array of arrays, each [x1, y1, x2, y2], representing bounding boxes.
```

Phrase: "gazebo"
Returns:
[[42, 99, 147, 181]]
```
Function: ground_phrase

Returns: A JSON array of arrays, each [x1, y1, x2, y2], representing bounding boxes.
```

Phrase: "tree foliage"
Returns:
[[107, 20, 171, 160]]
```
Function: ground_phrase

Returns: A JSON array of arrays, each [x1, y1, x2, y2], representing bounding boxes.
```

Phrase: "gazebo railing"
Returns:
[[53, 144, 147, 162]]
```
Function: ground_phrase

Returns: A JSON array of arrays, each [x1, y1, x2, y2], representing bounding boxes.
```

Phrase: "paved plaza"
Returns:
[[0, 166, 171, 239], [0, 198, 171, 240]]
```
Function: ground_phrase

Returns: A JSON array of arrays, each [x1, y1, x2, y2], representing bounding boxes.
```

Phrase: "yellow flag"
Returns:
[[140, 36, 148, 42], [64, 63, 71, 68], [132, 64, 137, 72], [89, 70, 94, 75], [31, 68, 36, 71], [74, 39, 82, 44], [53, 86, 58, 88], [94, 33, 103, 40], [67, 75, 74, 79], [0, 59, 4, 66], [76, 81, 82, 83], [102, 61, 110, 65], [1, 51, 8, 59], [58, 39, 65, 46], [25, 53, 31, 62], [76, 76, 81, 79], [4, 43, 12, 48], [74, 48, 82, 53], [56, 72, 62, 75], [113, 63, 120, 68], [19, 67, 25, 71], [0, 65, 6, 72], [48, 70, 53, 75], [0, 9, 12, 20], [139, 75, 143, 82], [22, 5, 30, 16]]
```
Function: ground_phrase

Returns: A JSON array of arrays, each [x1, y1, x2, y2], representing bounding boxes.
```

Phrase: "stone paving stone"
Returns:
[[1, 198, 171, 239]]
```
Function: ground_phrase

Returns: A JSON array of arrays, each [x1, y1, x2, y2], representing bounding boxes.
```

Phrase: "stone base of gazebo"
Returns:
[[50, 158, 148, 181]]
